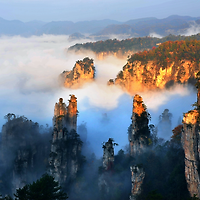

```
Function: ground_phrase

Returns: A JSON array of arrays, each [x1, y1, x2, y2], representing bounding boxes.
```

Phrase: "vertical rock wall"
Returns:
[[49, 95, 82, 186], [182, 73, 200, 197], [128, 94, 150, 156], [102, 138, 114, 171], [182, 110, 200, 197], [0, 114, 49, 194], [130, 165, 145, 200]]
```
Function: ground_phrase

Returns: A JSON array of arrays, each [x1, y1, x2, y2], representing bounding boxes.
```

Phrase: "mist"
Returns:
[[0, 35, 197, 158], [181, 21, 200, 36]]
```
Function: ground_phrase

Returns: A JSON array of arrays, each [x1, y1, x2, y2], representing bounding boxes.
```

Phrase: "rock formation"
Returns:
[[158, 109, 172, 140], [98, 138, 117, 199], [102, 138, 115, 170], [0, 114, 50, 194], [53, 95, 78, 132], [111, 60, 199, 94], [130, 165, 145, 200], [182, 72, 200, 197], [109, 40, 200, 94], [49, 96, 83, 186], [128, 94, 150, 156], [60, 57, 95, 89]]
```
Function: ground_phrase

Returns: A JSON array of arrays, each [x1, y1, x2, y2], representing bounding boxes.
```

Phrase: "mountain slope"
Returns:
[[109, 40, 200, 94]]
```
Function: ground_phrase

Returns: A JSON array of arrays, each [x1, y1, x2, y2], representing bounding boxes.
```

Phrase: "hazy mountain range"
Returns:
[[1, 15, 200, 38]]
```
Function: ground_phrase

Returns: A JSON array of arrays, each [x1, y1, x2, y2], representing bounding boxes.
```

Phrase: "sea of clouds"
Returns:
[[0, 34, 196, 156]]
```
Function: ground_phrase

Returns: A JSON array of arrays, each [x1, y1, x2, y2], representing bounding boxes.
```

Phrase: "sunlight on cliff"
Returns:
[[133, 94, 146, 116], [183, 110, 199, 125]]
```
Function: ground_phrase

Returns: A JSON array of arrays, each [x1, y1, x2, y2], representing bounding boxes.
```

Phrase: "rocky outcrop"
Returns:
[[130, 165, 145, 200], [182, 73, 200, 197], [60, 57, 95, 89], [95, 50, 134, 60], [53, 95, 78, 132], [49, 96, 83, 185], [102, 138, 115, 171], [181, 120, 200, 197], [128, 94, 150, 156], [0, 114, 50, 194], [110, 60, 199, 94]]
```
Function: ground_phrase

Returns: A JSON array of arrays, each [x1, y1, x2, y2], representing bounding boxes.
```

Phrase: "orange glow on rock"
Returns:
[[183, 110, 199, 125]]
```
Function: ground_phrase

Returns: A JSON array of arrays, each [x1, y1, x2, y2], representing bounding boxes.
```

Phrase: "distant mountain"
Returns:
[[0, 16, 200, 37], [0, 18, 121, 36], [35, 19, 121, 35], [0, 17, 46, 36], [93, 15, 200, 37], [25, 20, 46, 32], [0, 17, 28, 36]]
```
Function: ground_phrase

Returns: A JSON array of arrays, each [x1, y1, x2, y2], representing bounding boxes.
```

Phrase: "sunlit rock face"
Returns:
[[53, 96, 77, 133], [112, 60, 199, 94], [60, 57, 95, 89], [130, 165, 145, 200], [102, 138, 115, 171], [182, 75, 200, 197], [49, 96, 82, 185], [128, 94, 150, 157], [95, 50, 134, 60]]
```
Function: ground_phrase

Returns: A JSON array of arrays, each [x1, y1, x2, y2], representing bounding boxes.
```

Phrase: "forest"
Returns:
[[68, 34, 200, 56], [0, 107, 197, 200]]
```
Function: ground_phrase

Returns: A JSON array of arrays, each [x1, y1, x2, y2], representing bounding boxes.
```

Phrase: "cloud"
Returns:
[[141, 84, 191, 111], [181, 21, 200, 36], [0, 35, 125, 126], [0, 34, 196, 155], [149, 32, 164, 38]]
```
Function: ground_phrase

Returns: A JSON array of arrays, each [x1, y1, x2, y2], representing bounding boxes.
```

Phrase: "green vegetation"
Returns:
[[68, 34, 200, 56], [128, 40, 200, 69], [14, 174, 68, 200]]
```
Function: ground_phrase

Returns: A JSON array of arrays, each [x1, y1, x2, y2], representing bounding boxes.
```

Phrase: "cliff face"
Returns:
[[53, 96, 78, 132], [128, 95, 148, 199], [49, 96, 82, 185], [182, 120, 200, 197], [96, 50, 134, 60], [61, 57, 95, 89], [182, 75, 200, 197], [102, 138, 115, 171], [0, 114, 50, 194], [130, 165, 145, 200], [111, 60, 199, 94], [128, 94, 150, 156]]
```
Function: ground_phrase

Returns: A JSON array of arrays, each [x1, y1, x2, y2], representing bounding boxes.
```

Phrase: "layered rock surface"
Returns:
[[128, 94, 150, 157], [130, 165, 145, 200], [182, 121, 200, 197], [48, 96, 83, 185], [1, 114, 50, 193], [182, 73, 200, 197], [102, 138, 115, 171], [60, 57, 95, 89], [110, 60, 199, 94], [109, 40, 200, 94]]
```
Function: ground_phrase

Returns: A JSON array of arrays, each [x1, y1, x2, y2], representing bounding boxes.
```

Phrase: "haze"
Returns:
[[0, 0, 199, 22], [0, 35, 196, 156]]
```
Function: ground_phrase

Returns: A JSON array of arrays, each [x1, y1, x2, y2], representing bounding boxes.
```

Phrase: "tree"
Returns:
[[14, 174, 68, 200]]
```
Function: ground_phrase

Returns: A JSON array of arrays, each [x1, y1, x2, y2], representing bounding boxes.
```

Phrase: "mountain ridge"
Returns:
[[1, 15, 200, 37]]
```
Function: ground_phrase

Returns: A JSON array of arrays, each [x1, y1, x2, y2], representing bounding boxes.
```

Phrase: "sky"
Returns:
[[0, 0, 199, 22]]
